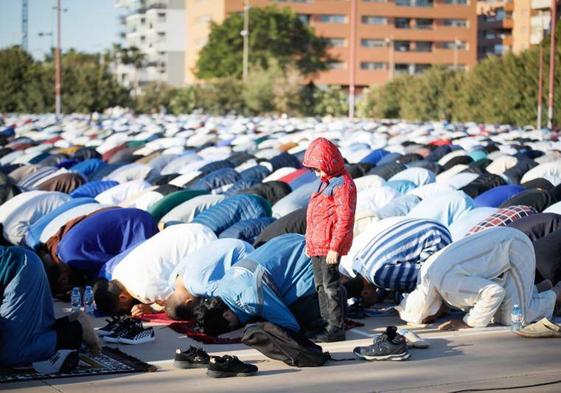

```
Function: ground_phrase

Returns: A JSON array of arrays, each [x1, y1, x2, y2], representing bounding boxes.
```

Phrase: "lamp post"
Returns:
[[53, 1, 68, 119], [348, 0, 357, 119], [538, 12, 545, 130], [241, 0, 250, 80], [546, 0, 558, 129]]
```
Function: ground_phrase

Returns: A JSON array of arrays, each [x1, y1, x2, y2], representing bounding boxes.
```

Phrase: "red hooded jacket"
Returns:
[[303, 138, 357, 257]]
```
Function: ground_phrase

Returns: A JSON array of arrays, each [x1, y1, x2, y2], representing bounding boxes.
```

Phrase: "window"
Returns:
[[395, 0, 433, 6], [318, 14, 346, 23], [394, 40, 411, 51], [415, 41, 433, 52], [329, 62, 346, 70], [395, 0, 412, 6], [361, 38, 386, 48], [157, 12, 166, 22], [414, 64, 431, 74], [363, 0, 386, 2], [437, 41, 467, 49], [362, 15, 387, 25], [443, 0, 467, 4], [395, 63, 410, 74], [361, 62, 386, 70], [442, 19, 468, 27], [298, 14, 311, 24], [395, 18, 411, 29], [326, 38, 346, 47], [416, 18, 433, 29]]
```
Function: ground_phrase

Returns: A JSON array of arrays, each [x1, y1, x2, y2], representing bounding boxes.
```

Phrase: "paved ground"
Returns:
[[3, 302, 561, 393]]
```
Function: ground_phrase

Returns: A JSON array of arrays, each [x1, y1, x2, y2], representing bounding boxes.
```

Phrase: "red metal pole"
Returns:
[[547, 0, 557, 129], [348, 0, 357, 119], [538, 45, 544, 129], [55, 0, 62, 117]]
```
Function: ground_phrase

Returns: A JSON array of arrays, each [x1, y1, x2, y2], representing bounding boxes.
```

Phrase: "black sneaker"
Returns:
[[174, 346, 210, 369], [103, 317, 137, 343], [206, 355, 258, 378], [98, 316, 123, 337], [118, 320, 155, 345], [353, 326, 410, 361]]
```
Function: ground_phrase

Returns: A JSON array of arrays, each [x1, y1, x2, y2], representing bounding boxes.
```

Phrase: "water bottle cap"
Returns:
[[514, 304, 519, 307]]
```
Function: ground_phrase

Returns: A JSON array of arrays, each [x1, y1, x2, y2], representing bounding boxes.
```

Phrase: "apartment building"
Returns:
[[185, 0, 478, 88], [477, 0, 514, 58], [116, 0, 186, 88], [512, 0, 555, 53]]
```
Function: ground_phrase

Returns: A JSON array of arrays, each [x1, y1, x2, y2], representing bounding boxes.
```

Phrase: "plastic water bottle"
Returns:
[[71, 287, 82, 313], [83, 286, 95, 315], [511, 304, 523, 332]]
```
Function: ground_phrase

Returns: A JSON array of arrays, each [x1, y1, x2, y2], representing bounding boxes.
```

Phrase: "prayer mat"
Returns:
[[0, 346, 156, 383], [141, 312, 189, 325], [169, 319, 365, 345]]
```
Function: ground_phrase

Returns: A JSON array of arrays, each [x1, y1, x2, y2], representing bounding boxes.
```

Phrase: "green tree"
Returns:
[[313, 85, 349, 117], [135, 82, 177, 113], [0, 46, 46, 113], [195, 6, 333, 80]]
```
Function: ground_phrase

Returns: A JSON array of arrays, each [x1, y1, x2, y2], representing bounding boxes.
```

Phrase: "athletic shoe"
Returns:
[[174, 346, 210, 369], [118, 321, 155, 345], [32, 350, 80, 374], [353, 326, 410, 361], [206, 355, 258, 378], [397, 328, 429, 349], [97, 316, 123, 337], [103, 317, 140, 343]]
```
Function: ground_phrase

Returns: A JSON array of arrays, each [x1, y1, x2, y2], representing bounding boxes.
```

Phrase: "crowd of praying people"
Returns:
[[2, 114, 561, 369]]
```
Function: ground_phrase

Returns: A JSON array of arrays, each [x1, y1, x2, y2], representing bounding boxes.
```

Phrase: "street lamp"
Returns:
[[546, 0, 558, 129], [241, 0, 250, 80]]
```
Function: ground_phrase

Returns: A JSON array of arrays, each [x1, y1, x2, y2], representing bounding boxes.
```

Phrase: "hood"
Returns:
[[303, 137, 345, 178]]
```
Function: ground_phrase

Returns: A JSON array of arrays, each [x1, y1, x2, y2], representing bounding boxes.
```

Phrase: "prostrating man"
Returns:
[[339, 217, 452, 304], [94, 223, 217, 316], [194, 234, 320, 335], [165, 238, 254, 319], [0, 246, 99, 367], [396, 227, 561, 330], [40, 207, 158, 296]]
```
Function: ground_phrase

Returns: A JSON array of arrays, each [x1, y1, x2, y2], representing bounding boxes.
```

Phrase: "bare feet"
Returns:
[[537, 279, 553, 292]]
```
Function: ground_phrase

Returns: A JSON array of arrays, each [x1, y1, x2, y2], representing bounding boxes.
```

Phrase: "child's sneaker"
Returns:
[[97, 316, 123, 337], [206, 355, 258, 378], [118, 319, 155, 345], [174, 346, 210, 369]]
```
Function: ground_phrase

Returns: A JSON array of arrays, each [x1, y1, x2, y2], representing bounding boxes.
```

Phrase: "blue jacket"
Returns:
[[360, 149, 389, 166], [216, 234, 314, 332], [199, 160, 234, 175], [269, 152, 302, 172], [219, 217, 276, 243], [0, 247, 57, 366], [474, 185, 525, 208], [70, 180, 119, 198], [57, 208, 158, 278], [188, 168, 240, 193], [193, 194, 271, 235], [239, 165, 270, 183], [71, 158, 106, 179]]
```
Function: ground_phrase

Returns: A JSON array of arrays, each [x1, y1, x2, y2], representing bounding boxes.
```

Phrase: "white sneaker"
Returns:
[[32, 350, 79, 374]]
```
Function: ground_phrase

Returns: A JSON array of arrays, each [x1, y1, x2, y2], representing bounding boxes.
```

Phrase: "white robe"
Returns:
[[397, 227, 556, 327]]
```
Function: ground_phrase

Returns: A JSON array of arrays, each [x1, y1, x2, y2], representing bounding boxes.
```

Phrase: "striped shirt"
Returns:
[[353, 218, 452, 292]]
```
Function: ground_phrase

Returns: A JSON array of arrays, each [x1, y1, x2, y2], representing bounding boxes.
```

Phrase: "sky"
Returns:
[[0, 0, 121, 59]]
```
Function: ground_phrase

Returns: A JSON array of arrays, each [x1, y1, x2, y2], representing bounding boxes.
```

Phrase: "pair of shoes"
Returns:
[[174, 346, 210, 369], [102, 317, 155, 344], [354, 326, 410, 361], [515, 318, 561, 338], [207, 355, 258, 378], [32, 350, 80, 374], [313, 326, 346, 343], [174, 348, 258, 378]]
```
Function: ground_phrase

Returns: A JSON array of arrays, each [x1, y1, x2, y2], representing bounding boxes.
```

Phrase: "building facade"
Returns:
[[185, 0, 478, 88], [116, 0, 186, 88]]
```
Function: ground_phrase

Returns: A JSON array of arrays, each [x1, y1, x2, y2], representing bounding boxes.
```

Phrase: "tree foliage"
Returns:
[[195, 6, 333, 80]]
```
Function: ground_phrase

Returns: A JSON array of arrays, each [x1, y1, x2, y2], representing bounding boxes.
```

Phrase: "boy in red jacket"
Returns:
[[303, 137, 357, 342]]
